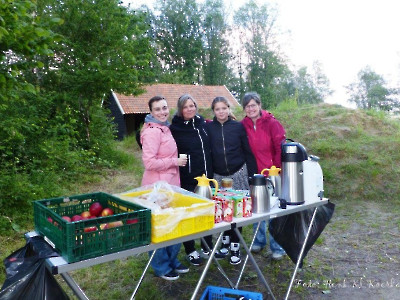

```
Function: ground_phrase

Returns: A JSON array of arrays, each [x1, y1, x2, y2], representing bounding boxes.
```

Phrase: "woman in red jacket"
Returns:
[[241, 92, 286, 260]]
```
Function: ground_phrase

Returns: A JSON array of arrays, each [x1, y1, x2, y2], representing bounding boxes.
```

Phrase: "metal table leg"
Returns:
[[235, 221, 260, 289], [234, 227, 276, 300], [284, 207, 318, 300], [130, 249, 157, 300], [190, 232, 224, 300], [200, 235, 235, 289], [60, 272, 89, 300]]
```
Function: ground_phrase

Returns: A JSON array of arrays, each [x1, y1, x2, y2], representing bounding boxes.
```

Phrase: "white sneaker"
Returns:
[[272, 252, 285, 260], [187, 251, 203, 266], [229, 242, 241, 265], [251, 245, 264, 253]]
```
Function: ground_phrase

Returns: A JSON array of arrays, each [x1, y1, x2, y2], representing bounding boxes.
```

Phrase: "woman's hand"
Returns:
[[178, 155, 188, 167]]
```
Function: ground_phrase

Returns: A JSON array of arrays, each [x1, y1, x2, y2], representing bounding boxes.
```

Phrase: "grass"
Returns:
[[1, 103, 400, 299]]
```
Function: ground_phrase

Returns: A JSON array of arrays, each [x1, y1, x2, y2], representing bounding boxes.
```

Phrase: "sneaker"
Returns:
[[187, 251, 203, 266], [272, 252, 285, 260], [201, 249, 228, 260], [159, 270, 179, 281], [229, 243, 241, 265], [251, 245, 264, 253], [174, 263, 189, 274], [220, 235, 230, 256]]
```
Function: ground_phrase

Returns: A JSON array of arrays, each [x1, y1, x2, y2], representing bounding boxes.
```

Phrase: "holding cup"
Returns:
[[178, 154, 188, 167]]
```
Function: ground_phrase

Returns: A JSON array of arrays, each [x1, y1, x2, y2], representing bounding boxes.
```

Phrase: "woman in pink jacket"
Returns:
[[140, 96, 188, 280]]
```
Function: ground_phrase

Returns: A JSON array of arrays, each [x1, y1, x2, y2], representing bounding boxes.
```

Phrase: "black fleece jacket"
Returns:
[[205, 117, 257, 177], [170, 114, 213, 192]]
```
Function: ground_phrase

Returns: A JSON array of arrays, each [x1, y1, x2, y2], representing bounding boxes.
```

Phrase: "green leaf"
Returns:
[[11, 222, 21, 232]]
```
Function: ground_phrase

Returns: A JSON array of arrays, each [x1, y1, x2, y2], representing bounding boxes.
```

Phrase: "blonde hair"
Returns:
[[176, 94, 198, 118]]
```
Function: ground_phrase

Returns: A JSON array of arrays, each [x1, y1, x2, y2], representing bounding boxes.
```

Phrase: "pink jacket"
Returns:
[[140, 122, 180, 186], [241, 110, 286, 173]]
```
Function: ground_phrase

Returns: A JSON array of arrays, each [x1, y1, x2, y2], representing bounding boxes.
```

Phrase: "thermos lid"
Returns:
[[252, 174, 266, 185], [281, 142, 308, 162]]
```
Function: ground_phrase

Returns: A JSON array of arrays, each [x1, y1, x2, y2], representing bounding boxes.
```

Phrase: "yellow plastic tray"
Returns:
[[120, 190, 214, 243]]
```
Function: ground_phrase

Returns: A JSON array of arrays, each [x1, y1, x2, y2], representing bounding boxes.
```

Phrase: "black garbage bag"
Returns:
[[0, 236, 69, 300], [269, 202, 335, 268]]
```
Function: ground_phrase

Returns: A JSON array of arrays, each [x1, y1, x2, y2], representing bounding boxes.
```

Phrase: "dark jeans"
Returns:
[[223, 227, 242, 244]]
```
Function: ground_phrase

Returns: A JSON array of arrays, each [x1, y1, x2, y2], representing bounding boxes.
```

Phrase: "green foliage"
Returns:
[[153, 0, 204, 84], [346, 66, 400, 111], [201, 0, 234, 86]]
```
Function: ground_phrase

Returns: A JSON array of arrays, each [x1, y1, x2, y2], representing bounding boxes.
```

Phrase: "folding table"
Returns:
[[26, 197, 329, 300]]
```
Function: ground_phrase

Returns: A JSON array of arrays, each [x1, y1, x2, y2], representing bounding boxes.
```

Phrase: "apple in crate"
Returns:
[[89, 202, 103, 217], [81, 211, 91, 219], [84, 226, 97, 233], [100, 221, 123, 230], [126, 218, 139, 224], [71, 215, 83, 222], [62, 216, 72, 222], [100, 208, 114, 217]]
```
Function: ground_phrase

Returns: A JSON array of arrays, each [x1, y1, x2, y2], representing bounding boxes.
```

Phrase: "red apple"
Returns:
[[89, 202, 103, 217], [81, 211, 91, 218], [100, 221, 122, 230], [88, 215, 96, 219], [84, 226, 97, 232], [62, 216, 72, 222], [71, 215, 83, 222], [100, 208, 114, 217], [47, 217, 53, 223], [126, 218, 138, 225]]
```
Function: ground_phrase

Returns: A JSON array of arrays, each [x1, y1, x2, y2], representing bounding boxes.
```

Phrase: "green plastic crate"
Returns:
[[34, 192, 151, 263]]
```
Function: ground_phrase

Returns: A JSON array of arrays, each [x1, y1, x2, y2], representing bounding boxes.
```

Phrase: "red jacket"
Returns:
[[241, 110, 286, 173]]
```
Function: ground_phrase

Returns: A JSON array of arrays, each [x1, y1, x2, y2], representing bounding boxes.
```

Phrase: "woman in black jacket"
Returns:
[[170, 94, 225, 266], [205, 96, 257, 265]]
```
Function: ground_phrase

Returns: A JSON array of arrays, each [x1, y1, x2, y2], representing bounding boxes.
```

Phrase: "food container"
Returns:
[[119, 184, 214, 243], [34, 192, 151, 263]]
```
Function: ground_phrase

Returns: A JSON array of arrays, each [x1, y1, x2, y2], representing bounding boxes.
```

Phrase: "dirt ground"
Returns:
[[298, 201, 400, 300]]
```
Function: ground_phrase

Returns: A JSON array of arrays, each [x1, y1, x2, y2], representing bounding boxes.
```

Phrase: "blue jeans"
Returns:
[[252, 220, 285, 254], [149, 243, 181, 276]]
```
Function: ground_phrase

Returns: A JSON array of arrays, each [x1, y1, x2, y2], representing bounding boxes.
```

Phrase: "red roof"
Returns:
[[112, 83, 240, 114]]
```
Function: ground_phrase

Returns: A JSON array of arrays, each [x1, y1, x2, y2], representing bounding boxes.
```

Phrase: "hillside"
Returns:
[[1, 103, 399, 299]]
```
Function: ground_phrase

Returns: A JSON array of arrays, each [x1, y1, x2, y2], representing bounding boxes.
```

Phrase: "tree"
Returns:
[[233, 0, 288, 107], [36, 0, 154, 146], [201, 0, 233, 86], [291, 62, 332, 105], [346, 66, 399, 111], [153, 0, 204, 84], [0, 0, 57, 101]]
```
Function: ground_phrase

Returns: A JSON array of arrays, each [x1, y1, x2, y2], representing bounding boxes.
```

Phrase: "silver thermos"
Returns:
[[249, 174, 270, 213], [281, 142, 308, 205]]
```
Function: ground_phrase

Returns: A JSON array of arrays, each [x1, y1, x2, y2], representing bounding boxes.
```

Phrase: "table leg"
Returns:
[[284, 207, 318, 300], [233, 227, 276, 300], [235, 221, 260, 289], [190, 232, 224, 300], [60, 272, 89, 300], [130, 249, 157, 300], [200, 236, 235, 288]]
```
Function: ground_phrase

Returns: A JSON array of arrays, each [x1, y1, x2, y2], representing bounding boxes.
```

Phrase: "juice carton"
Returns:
[[223, 199, 234, 222], [243, 196, 252, 217], [213, 197, 223, 223], [233, 197, 243, 218]]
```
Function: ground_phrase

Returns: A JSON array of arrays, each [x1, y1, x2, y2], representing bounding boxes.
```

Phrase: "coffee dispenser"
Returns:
[[281, 142, 308, 205], [281, 141, 324, 206]]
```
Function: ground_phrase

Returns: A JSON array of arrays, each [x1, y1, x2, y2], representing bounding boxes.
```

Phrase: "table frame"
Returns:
[[27, 198, 329, 300]]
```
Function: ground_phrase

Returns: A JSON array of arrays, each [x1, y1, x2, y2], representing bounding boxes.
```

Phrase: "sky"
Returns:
[[126, 0, 400, 108]]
